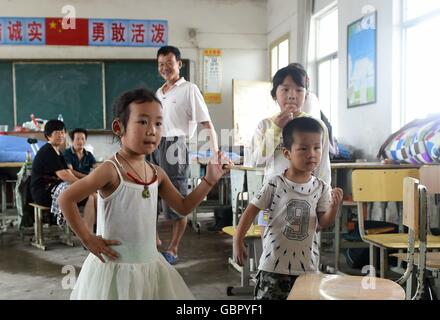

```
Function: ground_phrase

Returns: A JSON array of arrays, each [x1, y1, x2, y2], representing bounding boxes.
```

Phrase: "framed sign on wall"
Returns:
[[347, 11, 377, 108]]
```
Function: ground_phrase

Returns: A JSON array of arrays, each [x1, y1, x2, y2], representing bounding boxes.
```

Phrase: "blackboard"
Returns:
[[4, 60, 189, 130], [104, 60, 189, 128], [0, 62, 14, 129], [15, 62, 104, 130]]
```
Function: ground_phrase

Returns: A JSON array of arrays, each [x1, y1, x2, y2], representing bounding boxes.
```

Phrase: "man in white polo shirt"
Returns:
[[152, 45, 219, 264]]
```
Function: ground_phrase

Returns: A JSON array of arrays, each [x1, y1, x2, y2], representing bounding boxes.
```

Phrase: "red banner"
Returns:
[[45, 17, 88, 46]]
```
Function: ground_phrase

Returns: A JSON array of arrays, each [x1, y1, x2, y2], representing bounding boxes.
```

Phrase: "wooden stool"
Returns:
[[28, 203, 74, 250], [287, 273, 405, 300]]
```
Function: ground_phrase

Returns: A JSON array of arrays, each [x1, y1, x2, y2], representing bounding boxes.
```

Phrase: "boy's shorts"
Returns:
[[254, 270, 299, 300]]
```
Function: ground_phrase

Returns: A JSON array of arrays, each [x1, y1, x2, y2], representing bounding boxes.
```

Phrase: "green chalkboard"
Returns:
[[0, 62, 14, 129], [5, 60, 190, 130], [104, 60, 189, 128], [15, 62, 104, 130]]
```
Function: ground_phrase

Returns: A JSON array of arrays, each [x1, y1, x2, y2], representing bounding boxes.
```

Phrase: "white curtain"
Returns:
[[297, 0, 314, 67]]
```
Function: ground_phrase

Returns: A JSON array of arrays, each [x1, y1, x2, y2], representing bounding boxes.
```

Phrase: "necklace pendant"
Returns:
[[142, 186, 150, 199]]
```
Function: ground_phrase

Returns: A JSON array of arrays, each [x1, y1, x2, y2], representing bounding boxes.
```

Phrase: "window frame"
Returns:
[[311, 4, 338, 129], [269, 33, 290, 80], [401, 0, 440, 125]]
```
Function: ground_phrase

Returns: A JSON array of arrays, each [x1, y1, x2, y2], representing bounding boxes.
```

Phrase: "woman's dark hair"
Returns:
[[44, 119, 65, 140], [112, 87, 162, 136], [157, 45, 181, 61], [69, 128, 88, 141], [282, 117, 323, 150], [270, 64, 309, 99]]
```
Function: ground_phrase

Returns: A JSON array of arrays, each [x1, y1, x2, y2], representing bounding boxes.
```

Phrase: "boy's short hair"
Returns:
[[282, 117, 323, 149], [157, 45, 181, 61], [69, 128, 88, 141], [44, 119, 65, 140]]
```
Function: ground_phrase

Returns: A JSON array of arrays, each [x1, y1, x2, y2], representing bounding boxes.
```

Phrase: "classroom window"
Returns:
[[312, 6, 338, 134], [270, 34, 289, 79], [402, 0, 440, 124]]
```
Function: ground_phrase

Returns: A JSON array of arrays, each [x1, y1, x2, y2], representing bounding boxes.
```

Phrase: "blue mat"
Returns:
[[0, 135, 45, 162]]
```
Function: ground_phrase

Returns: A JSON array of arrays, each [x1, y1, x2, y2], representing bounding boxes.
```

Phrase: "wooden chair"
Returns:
[[392, 169, 440, 299], [351, 168, 440, 278], [29, 203, 74, 250]]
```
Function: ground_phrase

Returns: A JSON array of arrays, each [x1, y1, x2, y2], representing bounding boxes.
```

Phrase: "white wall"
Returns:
[[337, 0, 396, 160], [0, 0, 268, 159], [268, 0, 399, 160], [267, 0, 298, 64]]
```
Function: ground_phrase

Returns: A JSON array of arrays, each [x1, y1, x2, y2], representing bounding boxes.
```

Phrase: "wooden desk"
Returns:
[[287, 273, 405, 300], [0, 162, 25, 168], [230, 166, 264, 226]]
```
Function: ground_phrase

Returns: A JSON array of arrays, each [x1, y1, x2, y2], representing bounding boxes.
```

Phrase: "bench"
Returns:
[[28, 203, 74, 250]]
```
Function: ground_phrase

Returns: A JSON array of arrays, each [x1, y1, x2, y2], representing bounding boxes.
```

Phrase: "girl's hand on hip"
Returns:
[[83, 235, 121, 263]]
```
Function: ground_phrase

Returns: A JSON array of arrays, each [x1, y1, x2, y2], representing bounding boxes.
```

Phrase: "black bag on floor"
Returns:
[[344, 221, 399, 269], [208, 206, 232, 231]]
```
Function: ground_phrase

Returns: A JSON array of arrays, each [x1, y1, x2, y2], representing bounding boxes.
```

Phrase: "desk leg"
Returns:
[[369, 244, 376, 275], [1, 181, 6, 213], [334, 205, 341, 273]]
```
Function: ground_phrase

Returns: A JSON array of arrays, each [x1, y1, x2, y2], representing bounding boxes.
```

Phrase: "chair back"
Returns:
[[419, 166, 440, 195], [352, 169, 419, 202], [402, 177, 420, 239], [351, 169, 419, 238]]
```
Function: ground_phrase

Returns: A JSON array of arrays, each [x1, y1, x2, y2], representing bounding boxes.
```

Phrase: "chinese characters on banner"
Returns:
[[203, 48, 222, 104], [0, 17, 167, 47]]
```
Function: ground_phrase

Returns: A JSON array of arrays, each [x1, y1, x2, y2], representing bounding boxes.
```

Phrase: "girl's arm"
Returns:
[[59, 162, 120, 262], [317, 187, 343, 229], [233, 204, 260, 266], [158, 151, 232, 215]]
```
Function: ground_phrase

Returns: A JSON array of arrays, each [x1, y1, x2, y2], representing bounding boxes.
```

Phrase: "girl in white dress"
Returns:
[[59, 88, 232, 300]]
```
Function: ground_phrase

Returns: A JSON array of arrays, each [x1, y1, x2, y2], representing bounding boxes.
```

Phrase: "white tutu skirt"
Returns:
[[70, 253, 194, 300]]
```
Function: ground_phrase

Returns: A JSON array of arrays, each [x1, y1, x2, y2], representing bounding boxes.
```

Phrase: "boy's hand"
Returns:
[[205, 151, 234, 185], [330, 187, 343, 208], [83, 234, 121, 263], [233, 238, 248, 267]]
